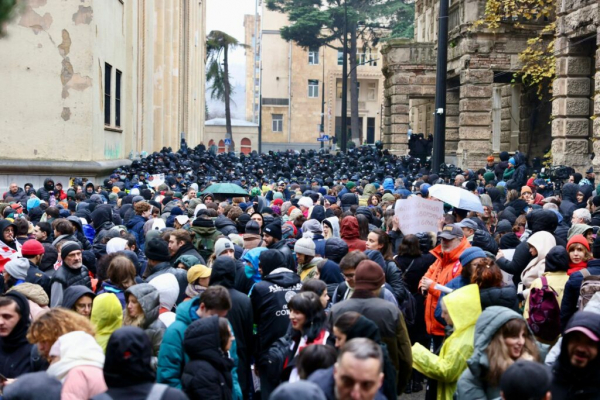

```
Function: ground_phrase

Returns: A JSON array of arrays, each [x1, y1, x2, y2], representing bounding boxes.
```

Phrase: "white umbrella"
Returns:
[[428, 184, 484, 213]]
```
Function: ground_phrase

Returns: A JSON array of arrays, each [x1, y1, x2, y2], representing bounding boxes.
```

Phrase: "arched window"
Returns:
[[208, 139, 215, 147], [241, 138, 252, 155]]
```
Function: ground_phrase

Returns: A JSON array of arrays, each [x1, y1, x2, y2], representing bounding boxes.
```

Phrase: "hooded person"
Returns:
[[456, 306, 539, 399], [91, 293, 123, 353], [0, 292, 39, 378], [93, 326, 188, 400], [560, 183, 579, 223], [62, 285, 96, 319], [91, 205, 116, 244], [412, 284, 482, 400], [46, 331, 108, 399], [124, 283, 166, 362], [144, 238, 188, 305], [2, 371, 62, 400], [520, 231, 556, 298], [148, 272, 180, 328], [550, 311, 600, 399], [340, 216, 366, 252], [36, 178, 55, 203], [209, 256, 253, 395], [322, 216, 340, 239], [242, 247, 268, 284], [181, 316, 235, 400]]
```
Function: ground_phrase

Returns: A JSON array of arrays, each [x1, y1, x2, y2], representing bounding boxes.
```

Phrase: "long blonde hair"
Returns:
[[122, 293, 145, 328], [485, 318, 539, 386]]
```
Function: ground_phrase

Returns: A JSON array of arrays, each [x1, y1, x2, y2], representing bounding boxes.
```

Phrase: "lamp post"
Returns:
[[340, 0, 348, 153], [431, 0, 449, 172]]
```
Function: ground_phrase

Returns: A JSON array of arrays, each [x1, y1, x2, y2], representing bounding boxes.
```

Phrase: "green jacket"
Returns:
[[412, 284, 481, 400]]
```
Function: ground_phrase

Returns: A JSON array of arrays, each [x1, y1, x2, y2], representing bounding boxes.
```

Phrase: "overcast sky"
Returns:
[[206, 0, 258, 118]]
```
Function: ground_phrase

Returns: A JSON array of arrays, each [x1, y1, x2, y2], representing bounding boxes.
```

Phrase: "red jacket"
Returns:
[[340, 216, 366, 252]]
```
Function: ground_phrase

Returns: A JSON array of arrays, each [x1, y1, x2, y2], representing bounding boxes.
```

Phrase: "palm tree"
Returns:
[[206, 30, 247, 151]]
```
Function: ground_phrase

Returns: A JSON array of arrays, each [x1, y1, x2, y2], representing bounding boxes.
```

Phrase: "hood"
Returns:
[[2, 372, 62, 400], [562, 183, 579, 202], [583, 292, 600, 314], [363, 184, 377, 197], [486, 187, 502, 203], [104, 326, 155, 387], [365, 249, 386, 269], [559, 310, 600, 370], [209, 256, 236, 288], [340, 193, 358, 209], [91, 204, 114, 232], [126, 283, 160, 328], [324, 237, 348, 263], [567, 224, 593, 241], [258, 248, 285, 276], [577, 184, 593, 206], [444, 284, 481, 332], [183, 316, 230, 370], [46, 331, 105, 380], [310, 205, 326, 223], [7, 282, 49, 307], [91, 293, 123, 338], [66, 216, 83, 233], [467, 306, 526, 378], [545, 246, 569, 273], [215, 215, 238, 236], [187, 198, 203, 217], [62, 285, 96, 310], [345, 314, 382, 343], [356, 206, 375, 226], [264, 268, 302, 288], [526, 210, 558, 234], [242, 247, 268, 277], [174, 296, 200, 327], [526, 231, 556, 261], [323, 217, 340, 238], [319, 260, 344, 284], [340, 216, 360, 239], [0, 292, 30, 351], [383, 178, 394, 191], [0, 219, 16, 236], [149, 273, 180, 311], [43, 178, 55, 192], [506, 199, 528, 215]]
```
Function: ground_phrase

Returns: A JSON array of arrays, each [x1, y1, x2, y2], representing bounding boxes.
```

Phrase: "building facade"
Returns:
[[381, 0, 597, 170], [244, 5, 386, 152], [0, 0, 206, 190]]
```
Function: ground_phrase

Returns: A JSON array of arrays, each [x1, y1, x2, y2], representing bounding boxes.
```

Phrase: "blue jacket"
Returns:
[[434, 275, 470, 325], [157, 297, 200, 388], [125, 214, 147, 252], [560, 259, 600, 329]]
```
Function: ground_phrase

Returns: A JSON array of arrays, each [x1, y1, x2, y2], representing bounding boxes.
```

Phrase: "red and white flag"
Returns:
[[0, 240, 21, 272]]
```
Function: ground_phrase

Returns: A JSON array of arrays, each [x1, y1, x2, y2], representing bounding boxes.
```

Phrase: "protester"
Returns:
[[62, 285, 96, 318], [124, 283, 165, 361], [91, 293, 123, 352], [499, 360, 553, 400], [50, 241, 91, 307]]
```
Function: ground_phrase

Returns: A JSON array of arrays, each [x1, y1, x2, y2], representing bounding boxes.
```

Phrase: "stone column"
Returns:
[[552, 36, 592, 170], [383, 74, 411, 154], [446, 90, 459, 162], [593, 36, 600, 172], [457, 69, 493, 170]]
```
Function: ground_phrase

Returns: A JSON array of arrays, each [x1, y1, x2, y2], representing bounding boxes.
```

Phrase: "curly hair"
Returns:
[[27, 308, 95, 356]]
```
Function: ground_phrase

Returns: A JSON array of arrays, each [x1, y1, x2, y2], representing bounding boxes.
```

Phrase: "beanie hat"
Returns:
[[214, 238, 234, 257], [496, 220, 513, 234], [272, 198, 284, 206], [346, 182, 356, 190], [483, 171, 495, 184], [26, 197, 41, 212], [245, 220, 261, 235], [487, 155, 495, 163], [459, 246, 487, 267], [509, 157, 516, 165], [174, 255, 200, 270], [264, 222, 282, 241], [132, 196, 144, 204], [465, 181, 477, 192], [500, 360, 552, 400], [60, 241, 82, 261], [289, 208, 303, 221], [187, 264, 212, 283], [593, 195, 600, 208], [520, 186, 532, 194], [21, 240, 45, 256], [108, 193, 118, 202], [294, 238, 315, 256], [273, 192, 284, 200], [298, 197, 314, 209], [5, 258, 30, 280], [567, 234, 590, 252], [144, 238, 171, 262], [354, 260, 385, 291], [382, 193, 395, 203]]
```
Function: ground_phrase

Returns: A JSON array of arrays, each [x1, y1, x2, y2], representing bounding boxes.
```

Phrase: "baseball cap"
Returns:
[[187, 264, 212, 284], [564, 326, 600, 342], [455, 218, 478, 230], [438, 224, 465, 240]]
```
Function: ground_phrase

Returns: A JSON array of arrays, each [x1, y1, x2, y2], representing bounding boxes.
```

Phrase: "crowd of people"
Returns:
[[0, 143, 598, 400]]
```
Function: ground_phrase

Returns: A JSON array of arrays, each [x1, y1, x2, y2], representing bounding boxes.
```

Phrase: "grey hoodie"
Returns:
[[125, 283, 165, 358], [456, 306, 533, 400]]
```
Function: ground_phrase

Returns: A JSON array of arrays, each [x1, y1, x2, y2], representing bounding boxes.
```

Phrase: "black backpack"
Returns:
[[258, 334, 294, 385]]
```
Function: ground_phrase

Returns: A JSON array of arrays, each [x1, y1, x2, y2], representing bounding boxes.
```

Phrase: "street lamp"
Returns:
[[340, 0, 349, 153]]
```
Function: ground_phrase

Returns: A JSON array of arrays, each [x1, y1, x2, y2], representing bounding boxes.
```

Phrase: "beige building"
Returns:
[[205, 118, 259, 154], [245, 6, 386, 152], [0, 0, 206, 190]]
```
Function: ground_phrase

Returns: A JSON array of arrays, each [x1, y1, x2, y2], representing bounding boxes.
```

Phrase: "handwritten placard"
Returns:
[[395, 196, 444, 235]]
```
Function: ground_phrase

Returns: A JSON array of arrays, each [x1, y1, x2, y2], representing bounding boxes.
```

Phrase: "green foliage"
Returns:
[[206, 30, 246, 102], [0, 0, 18, 38]]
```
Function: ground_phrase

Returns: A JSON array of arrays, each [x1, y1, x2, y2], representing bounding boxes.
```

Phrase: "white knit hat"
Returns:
[[294, 238, 316, 256], [298, 197, 314, 209]]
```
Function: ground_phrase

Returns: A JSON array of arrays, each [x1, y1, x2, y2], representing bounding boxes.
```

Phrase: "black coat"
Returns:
[[395, 253, 437, 294], [0, 293, 36, 379], [472, 229, 498, 254], [25, 262, 51, 298], [209, 257, 253, 394], [268, 239, 296, 273], [365, 250, 408, 304], [560, 183, 579, 223], [591, 209, 600, 227], [479, 286, 519, 312], [250, 270, 302, 354], [182, 316, 234, 400]]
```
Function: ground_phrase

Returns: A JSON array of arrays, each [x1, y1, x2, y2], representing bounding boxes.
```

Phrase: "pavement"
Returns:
[[401, 392, 426, 400]]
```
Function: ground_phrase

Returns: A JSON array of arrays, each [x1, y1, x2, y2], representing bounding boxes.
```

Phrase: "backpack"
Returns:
[[192, 233, 217, 261], [258, 334, 293, 385], [578, 269, 600, 310], [527, 276, 561, 343], [400, 260, 417, 327]]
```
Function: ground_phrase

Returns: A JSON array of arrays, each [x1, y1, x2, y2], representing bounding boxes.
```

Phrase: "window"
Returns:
[[367, 82, 376, 101], [337, 80, 342, 98], [308, 47, 319, 65], [104, 63, 112, 125], [308, 79, 319, 98], [337, 50, 344, 66], [115, 69, 122, 127], [357, 51, 377, 66], [272, 114, 283, 132], [241, 138, 252, 155]]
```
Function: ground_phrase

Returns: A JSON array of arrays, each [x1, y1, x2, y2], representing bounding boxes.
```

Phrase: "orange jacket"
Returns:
[[424, 236, 471, 336]]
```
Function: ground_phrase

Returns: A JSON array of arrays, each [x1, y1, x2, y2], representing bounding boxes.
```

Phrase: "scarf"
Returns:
[[568, 261, 588, 275], [185, 284, 206, 299]]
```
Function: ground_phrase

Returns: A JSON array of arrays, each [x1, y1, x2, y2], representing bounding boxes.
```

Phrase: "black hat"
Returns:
[[61, 241, 82, 261], [245, 220, 261, 235], [264, 222, 282, 241], [144, 238, 171, 262], [499, 360, 551, 400]]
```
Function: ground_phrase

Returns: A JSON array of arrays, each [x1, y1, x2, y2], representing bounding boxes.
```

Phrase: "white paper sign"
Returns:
[[395, 196, 444, 235], [147, 173, 165, 188]]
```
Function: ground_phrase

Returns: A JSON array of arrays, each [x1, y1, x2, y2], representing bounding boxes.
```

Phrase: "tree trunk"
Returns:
[[349, 23, 360, 145], [223, 44, 233, 152]]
